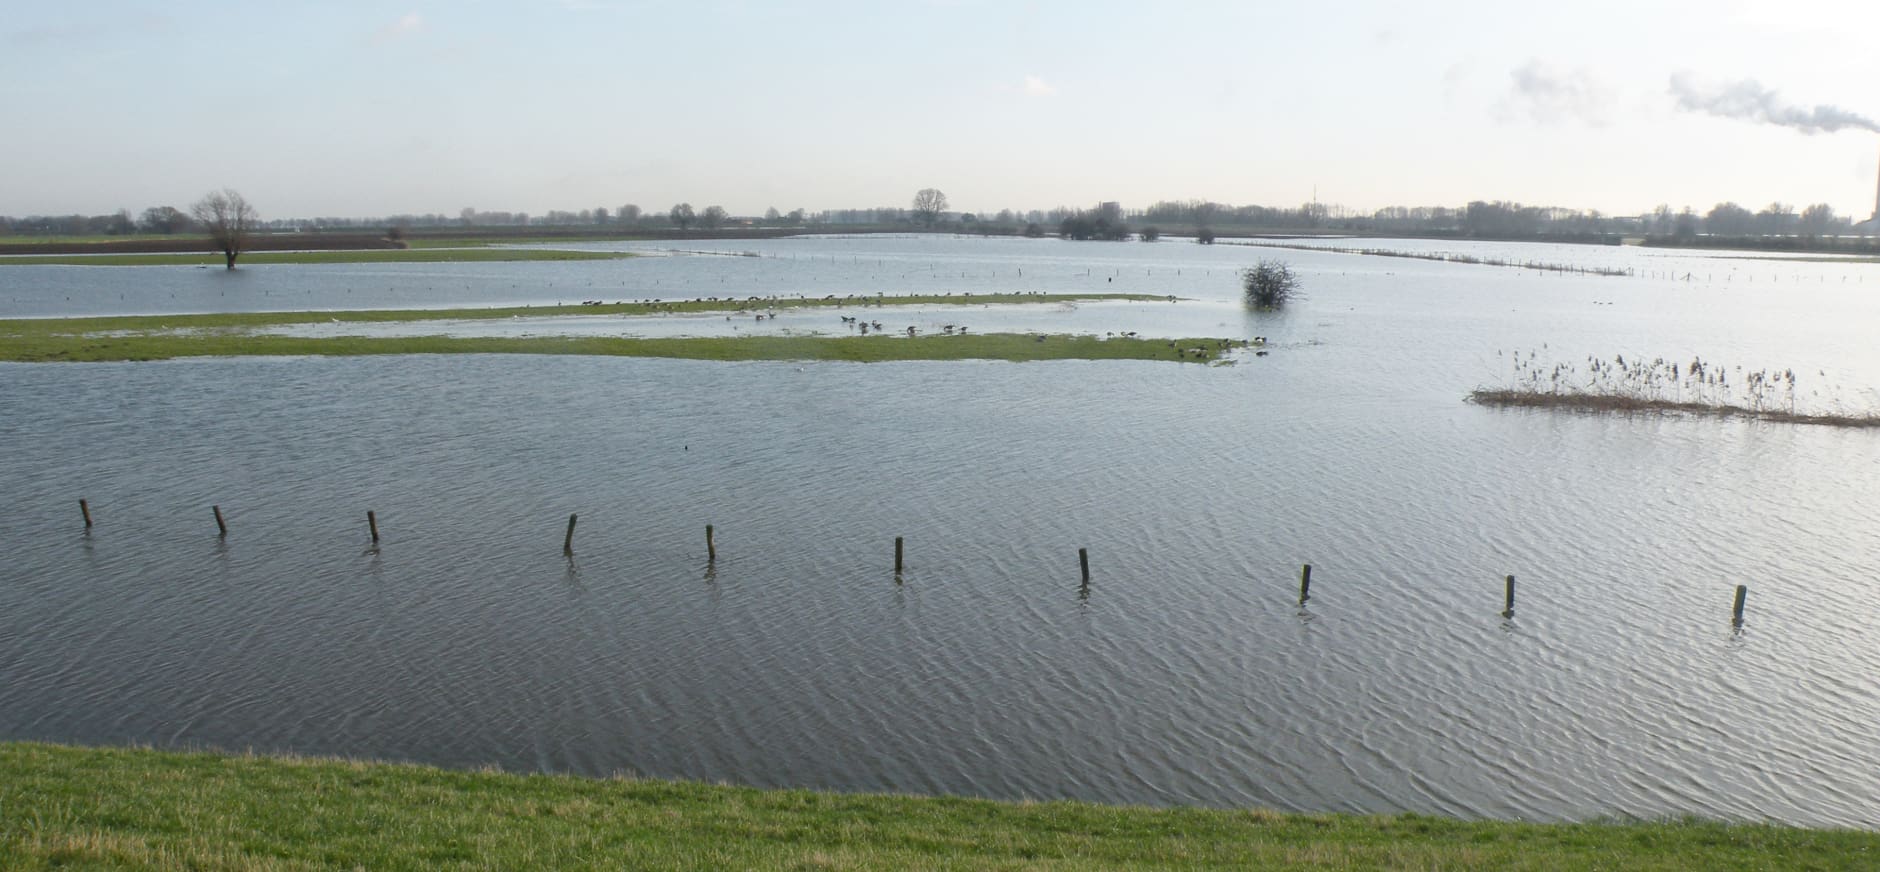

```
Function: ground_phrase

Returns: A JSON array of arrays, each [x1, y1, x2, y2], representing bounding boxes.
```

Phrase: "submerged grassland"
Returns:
[[0, 295, 1234, 364], [4, 743, 1875, 871]]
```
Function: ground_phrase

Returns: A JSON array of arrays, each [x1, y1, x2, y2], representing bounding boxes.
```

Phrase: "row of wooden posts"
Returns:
[[73, 500, 1753, 624]]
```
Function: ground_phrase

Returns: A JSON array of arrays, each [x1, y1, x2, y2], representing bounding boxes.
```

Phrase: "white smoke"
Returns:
[[1669, 73, 1880, 134]]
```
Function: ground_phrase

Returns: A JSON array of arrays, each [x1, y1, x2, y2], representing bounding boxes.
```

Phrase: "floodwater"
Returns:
[[3, 234, 1879, 827]]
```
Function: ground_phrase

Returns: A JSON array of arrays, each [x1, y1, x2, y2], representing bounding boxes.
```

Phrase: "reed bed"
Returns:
[[1471, 350, 1880, 428]]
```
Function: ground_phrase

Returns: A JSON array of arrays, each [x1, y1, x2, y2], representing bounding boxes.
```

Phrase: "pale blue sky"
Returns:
[[6, 0, 1880, 219]]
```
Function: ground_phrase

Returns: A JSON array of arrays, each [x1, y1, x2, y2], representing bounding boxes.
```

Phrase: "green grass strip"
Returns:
[[0, 293, 1169, 333], [0, 249, 634, 266], [0, 331, 1239, 364], [3, 743, 1875, 870], [0, 294, 1205, 363]]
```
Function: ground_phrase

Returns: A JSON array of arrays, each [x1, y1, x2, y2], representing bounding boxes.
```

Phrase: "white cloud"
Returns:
[[1022, 75, 1058, 98], [373, 12, 423, 44], [1497, 60, 1612, 126]]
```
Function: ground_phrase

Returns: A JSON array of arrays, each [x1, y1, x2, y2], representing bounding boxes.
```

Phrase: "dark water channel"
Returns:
[[3, 236, 1879, 827]]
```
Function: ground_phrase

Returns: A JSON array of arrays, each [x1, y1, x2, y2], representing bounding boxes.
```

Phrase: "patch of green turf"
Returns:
[[0, 293, 1168, 333], [0, 294, 1211, 363], [0, 249, 634, 266], [0, 331, 1239, 364], [3, 742, 1875, 870]]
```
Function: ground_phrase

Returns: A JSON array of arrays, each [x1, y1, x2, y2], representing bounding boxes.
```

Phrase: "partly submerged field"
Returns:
[[0, 294, 1242, 364], [5, 743, 1876, 871], [0, 248, 634, 266]]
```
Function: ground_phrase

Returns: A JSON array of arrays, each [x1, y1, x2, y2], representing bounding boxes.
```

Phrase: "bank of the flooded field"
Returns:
[[0, 329, 1242, 364], [0, 294, 1226, 363], [5, 743, 1874, 871]]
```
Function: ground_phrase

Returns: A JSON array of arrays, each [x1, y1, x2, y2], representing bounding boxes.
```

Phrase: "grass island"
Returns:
[[0, 293, 1247, 365]]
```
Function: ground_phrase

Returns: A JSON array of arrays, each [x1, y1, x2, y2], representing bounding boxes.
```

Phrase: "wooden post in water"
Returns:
[[706, 524, 716, 561], [79, 499, 92, 528], [1079, 548, 1090, 584], [1732, 585, 1748, 625], [563, 513, 578, 554], [894, 536, 904, 573], [367, 510, 379, 544], [212, 505, 227, 537], [1299, 564, 1312, 605], [1503, 575, 1516, 617]]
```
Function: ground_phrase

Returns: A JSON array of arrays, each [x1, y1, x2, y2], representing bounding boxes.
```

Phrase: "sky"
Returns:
[[6, 0, 1880, 220]]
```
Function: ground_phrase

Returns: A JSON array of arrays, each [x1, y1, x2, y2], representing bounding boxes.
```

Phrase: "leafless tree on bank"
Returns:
[[191, 188, 257, 269]]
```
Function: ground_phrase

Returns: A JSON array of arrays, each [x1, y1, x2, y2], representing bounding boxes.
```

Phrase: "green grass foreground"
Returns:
[[3, 743, 1875, 871], [0, 248, 633, 266]]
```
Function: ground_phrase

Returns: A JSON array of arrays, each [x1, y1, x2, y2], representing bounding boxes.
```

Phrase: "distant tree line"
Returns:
[[6, 194, 1872, 242], [0, 206, 198, 236]]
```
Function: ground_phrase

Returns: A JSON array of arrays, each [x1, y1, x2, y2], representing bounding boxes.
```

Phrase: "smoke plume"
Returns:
[[1669, 73, 1880, 134]]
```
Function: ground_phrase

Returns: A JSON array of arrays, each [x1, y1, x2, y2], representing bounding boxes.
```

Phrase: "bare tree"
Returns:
[[669, 203, 695, 230], [191, 188, 258, 269], [700, 205, 728, 230], [619, 204, 641, 225], [912, 188, 948, 228]]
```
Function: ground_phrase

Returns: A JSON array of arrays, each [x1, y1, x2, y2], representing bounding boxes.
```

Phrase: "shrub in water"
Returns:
[[1241, 260, 1298, 308]]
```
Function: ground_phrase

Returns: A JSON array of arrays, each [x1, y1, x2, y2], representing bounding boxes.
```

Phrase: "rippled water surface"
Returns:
[[3, 235, 1879, 826]]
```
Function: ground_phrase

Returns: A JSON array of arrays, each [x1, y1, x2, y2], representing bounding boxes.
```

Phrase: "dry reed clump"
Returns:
[[1471, 350, 1880, 428]]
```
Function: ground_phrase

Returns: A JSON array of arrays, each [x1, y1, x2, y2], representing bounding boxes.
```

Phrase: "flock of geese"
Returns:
[[560, 294, 1272, 355], [837, 315, 968, 336]]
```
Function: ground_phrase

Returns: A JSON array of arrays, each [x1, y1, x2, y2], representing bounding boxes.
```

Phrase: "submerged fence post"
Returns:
[[706, 524, 716, 561], [1299, 564, 1312, 605], [1079, 548, 1090, 584], [1503, 575, 1516, 617], [564, 513, 578, 554], [367, 510, 380, 544], [1733, 585, 1748, 625], [212, 505, 227, 537], [79, 498, 92, 529], [895, 536, 904, 573]]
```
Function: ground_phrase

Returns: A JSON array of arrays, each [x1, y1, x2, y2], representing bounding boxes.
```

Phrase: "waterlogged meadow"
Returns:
[[4, 234, 1880, 828]]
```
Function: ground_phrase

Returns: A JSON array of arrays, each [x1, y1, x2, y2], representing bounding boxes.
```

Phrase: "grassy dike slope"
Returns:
[[3, 744, 1875, 871]]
